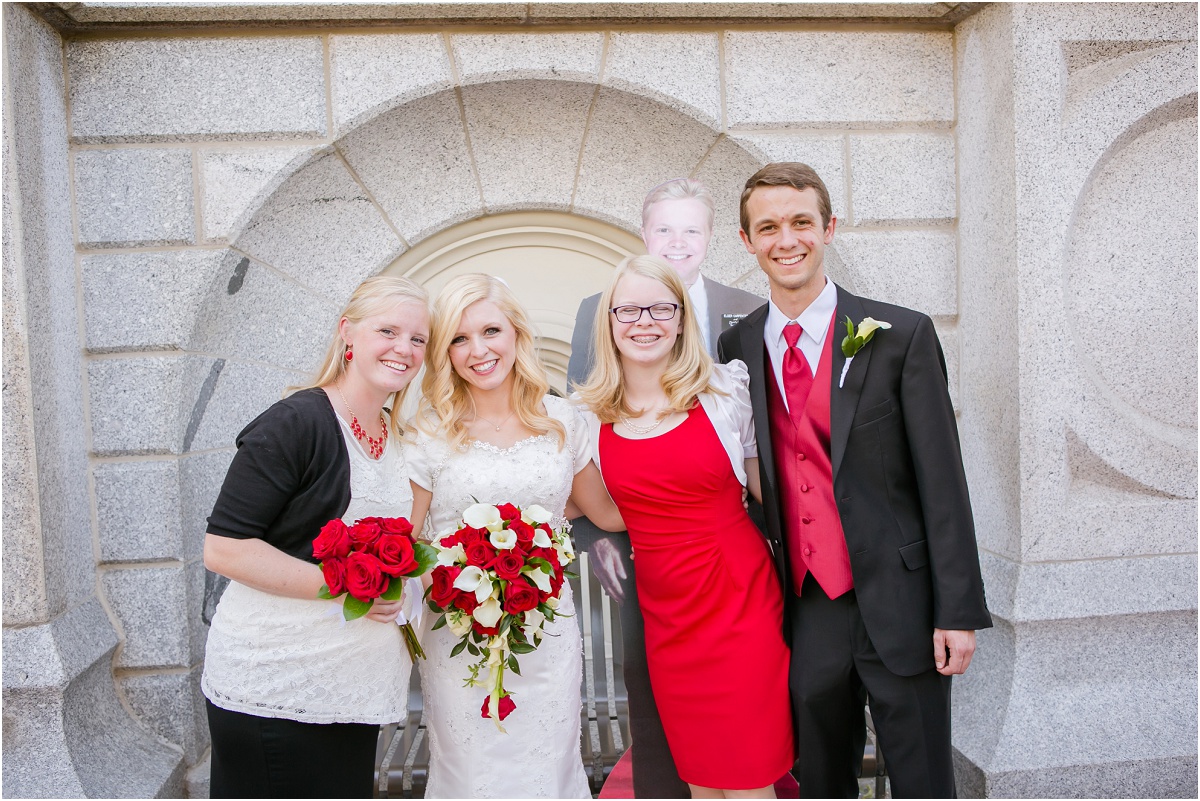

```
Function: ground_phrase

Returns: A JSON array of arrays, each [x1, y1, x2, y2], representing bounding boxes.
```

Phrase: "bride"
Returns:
[[405, 274, 624, 798]]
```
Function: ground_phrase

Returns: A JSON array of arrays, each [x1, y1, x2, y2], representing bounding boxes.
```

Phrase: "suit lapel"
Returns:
[[830, 286, 869, 482], [737, 305, 777, 493]]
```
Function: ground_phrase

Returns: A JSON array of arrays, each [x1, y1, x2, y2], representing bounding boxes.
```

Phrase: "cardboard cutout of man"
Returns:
[[567, 178, 764, 798]]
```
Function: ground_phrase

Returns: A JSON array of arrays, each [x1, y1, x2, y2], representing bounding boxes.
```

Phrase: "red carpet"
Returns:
[[598, 748, 799, 798]]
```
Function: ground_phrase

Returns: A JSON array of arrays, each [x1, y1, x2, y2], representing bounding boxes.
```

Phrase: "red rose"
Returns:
[[349, 519, 384, 549], [312, 519, 352, 561], [375, 534, 419, 577], [430, 566, 461, 608], [531, 546, 557, 564], [481, 694, 516, 721], [458, 526, 488, 546], [378, 517, 414, 538], [491, 550, 523, 581], [503, 579, 540, 614], [345, 551, 388, 602], [509, 519, 535, 547], [472, 620, 500, 637], [496, 503, 520, 521], [321, 557, 348, 596], [465, 540, 497, 568], [453, 591, 479, 614]]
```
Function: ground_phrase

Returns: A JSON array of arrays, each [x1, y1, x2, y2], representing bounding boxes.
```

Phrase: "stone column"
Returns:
[[1, 4, 184, 797], [952, 3, 1197, 796]]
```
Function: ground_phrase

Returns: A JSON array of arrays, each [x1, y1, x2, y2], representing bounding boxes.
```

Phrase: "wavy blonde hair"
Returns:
[[290, 274, 430, 436], [575, 255, 723, 424], [419, 274, 565, 450]]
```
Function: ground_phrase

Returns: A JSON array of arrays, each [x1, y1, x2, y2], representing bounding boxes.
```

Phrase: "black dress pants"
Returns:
[[206, 700, 379, 798], [789, 574, 956, 799]]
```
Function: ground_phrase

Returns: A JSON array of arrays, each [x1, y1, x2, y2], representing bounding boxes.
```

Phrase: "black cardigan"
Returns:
[[207, 387, 351, 563]]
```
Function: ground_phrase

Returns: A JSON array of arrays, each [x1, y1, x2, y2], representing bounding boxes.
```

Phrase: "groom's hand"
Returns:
[[933, 628, 976, 675]]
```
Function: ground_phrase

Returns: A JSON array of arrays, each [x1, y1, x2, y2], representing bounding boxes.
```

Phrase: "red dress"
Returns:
[[599, 403, 794, 789]]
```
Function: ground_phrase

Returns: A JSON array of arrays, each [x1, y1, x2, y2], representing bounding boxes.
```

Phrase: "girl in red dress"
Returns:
[[574, 255, 793, 798]]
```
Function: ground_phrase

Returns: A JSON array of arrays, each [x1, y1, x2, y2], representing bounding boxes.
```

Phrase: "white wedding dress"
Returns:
[[404, 395, 592, 799]]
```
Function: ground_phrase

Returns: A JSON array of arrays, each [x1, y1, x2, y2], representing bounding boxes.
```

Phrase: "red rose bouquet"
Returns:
[[314, 515, 437, 660], [425, 502, 577, 732]]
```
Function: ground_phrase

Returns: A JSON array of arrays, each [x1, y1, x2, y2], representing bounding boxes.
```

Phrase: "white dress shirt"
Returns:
[[688, 274, 711, 354], [763, 279, 838, 412]]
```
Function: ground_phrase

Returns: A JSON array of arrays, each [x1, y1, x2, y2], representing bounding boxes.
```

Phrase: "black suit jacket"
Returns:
[[717, 284, 991, 677]]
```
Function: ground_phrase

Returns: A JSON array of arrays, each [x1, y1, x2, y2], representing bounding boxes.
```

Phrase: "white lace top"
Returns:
[[200, 411, 414, 724]]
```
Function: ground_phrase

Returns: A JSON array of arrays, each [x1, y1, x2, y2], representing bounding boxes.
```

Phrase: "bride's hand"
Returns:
[[366, 598, 403, 623]]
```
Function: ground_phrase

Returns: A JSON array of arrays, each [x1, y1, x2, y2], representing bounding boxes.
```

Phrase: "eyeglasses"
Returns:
[[610, 303, 680, 324]]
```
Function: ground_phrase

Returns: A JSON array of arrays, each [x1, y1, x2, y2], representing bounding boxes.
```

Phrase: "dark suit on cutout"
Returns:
[[568, 278, 764, 799], [718, 284, 991, 798]]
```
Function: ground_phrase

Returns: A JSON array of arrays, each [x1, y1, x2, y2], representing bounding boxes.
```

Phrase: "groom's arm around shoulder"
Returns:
[[870, 299, 991, 634]]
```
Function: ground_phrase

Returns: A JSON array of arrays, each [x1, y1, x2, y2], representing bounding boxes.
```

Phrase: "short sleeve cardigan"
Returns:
[[206, 387, 351, 563]]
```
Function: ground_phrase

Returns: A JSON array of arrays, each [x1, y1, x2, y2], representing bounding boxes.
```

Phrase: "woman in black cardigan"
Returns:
[[201, 275, 429, 797]]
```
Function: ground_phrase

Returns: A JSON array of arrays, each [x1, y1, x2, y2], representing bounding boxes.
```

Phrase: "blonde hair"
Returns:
[[642, 178, 715, 231], [419, 274, 565, 450], [291, 275, 429, 436], [575, 255, 723, 424]]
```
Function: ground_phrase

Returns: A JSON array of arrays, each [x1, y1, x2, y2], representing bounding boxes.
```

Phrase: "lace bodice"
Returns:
[[405, 395, 590, 538]]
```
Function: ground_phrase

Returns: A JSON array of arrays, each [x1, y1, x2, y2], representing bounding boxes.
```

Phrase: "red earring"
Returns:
[[344, 345, 354, 362]]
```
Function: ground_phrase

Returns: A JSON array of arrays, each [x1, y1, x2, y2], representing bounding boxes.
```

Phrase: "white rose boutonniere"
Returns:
[[839, 316, 891, 388]]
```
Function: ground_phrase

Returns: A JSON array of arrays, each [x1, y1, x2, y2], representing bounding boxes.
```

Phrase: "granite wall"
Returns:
[[2, 2, 1195, 797]]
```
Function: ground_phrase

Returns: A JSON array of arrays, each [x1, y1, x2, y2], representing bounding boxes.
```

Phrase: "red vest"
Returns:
[[766, 316, 854, 599]]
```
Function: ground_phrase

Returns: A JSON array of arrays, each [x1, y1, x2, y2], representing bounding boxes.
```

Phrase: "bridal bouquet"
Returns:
[[314, 516, 438, 661], [425, 502, 577, 732]]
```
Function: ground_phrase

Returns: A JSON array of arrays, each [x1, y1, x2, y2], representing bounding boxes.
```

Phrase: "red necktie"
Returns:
[[782, 322, 813, 413]]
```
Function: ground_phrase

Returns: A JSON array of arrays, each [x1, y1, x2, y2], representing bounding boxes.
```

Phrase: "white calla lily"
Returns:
[[472, 597, 503, 628], [437, 543, 466, 567], [554, 536, 575, 566], [527, 567, 553, 594], [446, 610, 472, 638], [462, 503, 502, 530], [532, 528, 552, 548], [523, 607, 546, 636], [856, 317, 892, 340], [453, 565, 485, 593], [544, 595, 559, 610], [489, 528, 518, 550], [522, 505, 554, 525]]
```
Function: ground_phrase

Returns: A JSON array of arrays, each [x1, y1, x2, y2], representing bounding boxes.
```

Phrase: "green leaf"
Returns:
[[413, 542, 439, 575], [564, 570, 578, 580], [498, 616, 511, 638], [508, 655, 521, 675], [427, 600, 442, 613], [317, 584, 335, 600], [342, 595, 372, 621], [841, 334, 856, 358], [466, 642, 480, 657], [379, 577, 404, 601], [431, 614, 448, 631], [450, 639, 467, 658], [844, 315, 856, 339], [510, 641, 536, 655]]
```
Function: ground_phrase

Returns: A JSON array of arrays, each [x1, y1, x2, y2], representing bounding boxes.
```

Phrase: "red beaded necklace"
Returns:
[[334, 383, 387, 459]]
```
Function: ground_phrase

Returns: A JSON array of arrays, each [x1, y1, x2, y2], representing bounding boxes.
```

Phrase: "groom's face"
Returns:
[[739, 185, 835, 298]]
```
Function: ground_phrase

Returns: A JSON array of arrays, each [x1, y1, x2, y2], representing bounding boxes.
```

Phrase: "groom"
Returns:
[[718, 163, 991, 798]]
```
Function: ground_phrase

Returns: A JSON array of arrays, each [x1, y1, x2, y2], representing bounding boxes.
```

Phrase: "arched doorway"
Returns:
[[385, 211, 644, 394]]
